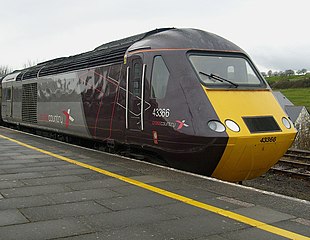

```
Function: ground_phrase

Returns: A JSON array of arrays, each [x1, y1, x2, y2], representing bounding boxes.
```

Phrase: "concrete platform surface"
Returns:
[[0, 126, 309, 240]]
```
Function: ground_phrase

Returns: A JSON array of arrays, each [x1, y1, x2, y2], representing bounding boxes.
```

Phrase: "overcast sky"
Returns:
[[1, 0, 309, 72]]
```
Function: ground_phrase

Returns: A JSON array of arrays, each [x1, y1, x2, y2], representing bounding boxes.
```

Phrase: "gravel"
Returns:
[[243, 171, 310, 201]]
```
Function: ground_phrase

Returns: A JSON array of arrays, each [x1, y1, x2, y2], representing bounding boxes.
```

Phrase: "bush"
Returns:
[[270, 78, 310, 89]]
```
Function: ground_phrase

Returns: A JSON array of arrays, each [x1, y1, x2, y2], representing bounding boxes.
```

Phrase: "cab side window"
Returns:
[[151, 56, 169, 99]]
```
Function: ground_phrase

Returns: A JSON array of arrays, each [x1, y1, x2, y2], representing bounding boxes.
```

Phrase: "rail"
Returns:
[[270, 149, 310, 179]]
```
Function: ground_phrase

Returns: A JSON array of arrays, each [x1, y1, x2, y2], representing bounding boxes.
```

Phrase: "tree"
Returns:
[[23, 60, 37, 68], [261, 72, 267, 77], [0, 65, 12, 77], [297, 68, 307, 75], [267, 70, 273, 77], [284, 69, 295, 76]]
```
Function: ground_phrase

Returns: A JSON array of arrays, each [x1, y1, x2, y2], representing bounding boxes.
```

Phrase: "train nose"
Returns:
[[203, 89, 297, 182], [211, 132, 296, 182]]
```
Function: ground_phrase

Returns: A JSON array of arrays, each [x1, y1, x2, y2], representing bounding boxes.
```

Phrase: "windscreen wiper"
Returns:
[[199, 71, 239, 88]]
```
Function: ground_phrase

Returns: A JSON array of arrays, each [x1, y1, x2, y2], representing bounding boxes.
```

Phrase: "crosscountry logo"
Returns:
[[62, 109, 75, 128], [176, 120, 189, 130]]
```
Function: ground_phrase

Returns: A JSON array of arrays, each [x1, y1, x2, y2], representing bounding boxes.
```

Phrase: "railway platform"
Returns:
[[0, 126, 309, 240]]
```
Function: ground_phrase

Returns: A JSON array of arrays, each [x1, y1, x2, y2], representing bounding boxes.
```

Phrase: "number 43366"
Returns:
[[260, 137, 277, 143], [152, 108, 170, 118]]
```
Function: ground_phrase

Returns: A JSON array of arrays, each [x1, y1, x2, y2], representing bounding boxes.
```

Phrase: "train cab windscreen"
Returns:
[[189, 53, 266, 89]]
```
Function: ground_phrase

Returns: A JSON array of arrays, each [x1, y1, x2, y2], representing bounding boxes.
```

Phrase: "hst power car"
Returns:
[[1, 28, 297, 182]]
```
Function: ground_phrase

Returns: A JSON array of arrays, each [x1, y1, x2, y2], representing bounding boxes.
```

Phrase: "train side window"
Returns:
[[151, 56, 169, 99], [132, 61, 142, 96], [4, 87, 12, 101]]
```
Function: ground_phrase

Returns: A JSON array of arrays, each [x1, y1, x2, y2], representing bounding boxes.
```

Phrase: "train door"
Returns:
[[126, 56, 146, 132]]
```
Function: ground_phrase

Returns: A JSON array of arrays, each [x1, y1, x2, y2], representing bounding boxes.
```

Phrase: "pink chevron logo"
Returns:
[[62, 109, 75, 128], [176, 120, 189, 130]]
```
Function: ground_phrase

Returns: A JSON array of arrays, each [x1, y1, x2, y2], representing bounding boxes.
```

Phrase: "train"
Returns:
[[0, 28, 297, 182]]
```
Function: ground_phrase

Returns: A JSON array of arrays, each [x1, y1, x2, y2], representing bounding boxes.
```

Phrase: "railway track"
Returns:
[[271, 149, 310, 179]]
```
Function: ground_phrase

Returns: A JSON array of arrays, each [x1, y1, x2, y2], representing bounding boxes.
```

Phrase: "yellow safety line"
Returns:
[[0, 133, 309, 240]]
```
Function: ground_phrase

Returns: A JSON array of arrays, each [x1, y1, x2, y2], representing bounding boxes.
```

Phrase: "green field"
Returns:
[[266, 74, 309, 84], [278, 88, 310, 111]]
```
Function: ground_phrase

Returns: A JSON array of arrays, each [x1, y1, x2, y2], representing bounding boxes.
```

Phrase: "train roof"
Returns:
[[9, 28, 245, 81], [128, 28, 244, 53]]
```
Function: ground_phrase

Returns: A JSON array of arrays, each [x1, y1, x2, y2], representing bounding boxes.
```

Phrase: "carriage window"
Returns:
[[151, 56, 169, 99]]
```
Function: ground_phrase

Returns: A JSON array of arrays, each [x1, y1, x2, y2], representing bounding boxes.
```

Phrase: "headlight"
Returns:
[[225, 120, 240, 132], [208, 120, 226, 132], [282, 117, 291, 129]]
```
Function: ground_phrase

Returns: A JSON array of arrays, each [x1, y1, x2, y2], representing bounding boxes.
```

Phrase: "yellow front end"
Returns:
[[205, 88, 297, 182]]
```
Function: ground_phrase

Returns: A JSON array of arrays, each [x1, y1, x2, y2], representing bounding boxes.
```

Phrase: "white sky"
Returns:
[[1, 0, 310, 72]]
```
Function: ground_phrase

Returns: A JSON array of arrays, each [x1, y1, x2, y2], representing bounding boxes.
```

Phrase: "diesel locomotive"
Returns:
[[0, 28, 297, 182]]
